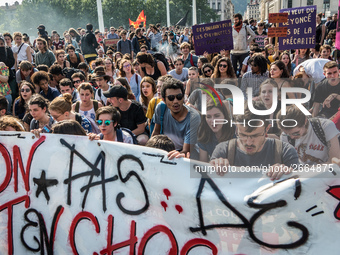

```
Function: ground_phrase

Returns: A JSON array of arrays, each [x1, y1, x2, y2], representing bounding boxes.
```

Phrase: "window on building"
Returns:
[[218, 2, 221, 10], [288, 0, 292, 8], [212, 2, 215, 9], [307, 0, 313, 5]]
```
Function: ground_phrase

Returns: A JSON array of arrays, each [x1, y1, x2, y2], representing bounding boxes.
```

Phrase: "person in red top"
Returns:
[[52, 33, 65, 51]]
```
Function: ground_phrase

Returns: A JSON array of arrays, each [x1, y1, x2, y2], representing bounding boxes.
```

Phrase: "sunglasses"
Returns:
[[21, 88, 31, 93], [96, 120, 114, 126], [73, 80, 82, 84], [166, 93, 184, 101], [123, 64, 131, 68], [204, 69, 212, 74], [219, 64, 228, 68]]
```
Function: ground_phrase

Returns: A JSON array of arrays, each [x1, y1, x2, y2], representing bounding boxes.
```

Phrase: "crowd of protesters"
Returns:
[[0, 11, 340, 177]]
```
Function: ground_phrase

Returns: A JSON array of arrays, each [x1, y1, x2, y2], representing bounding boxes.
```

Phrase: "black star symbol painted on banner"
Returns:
[[33, 170, 58, 202]]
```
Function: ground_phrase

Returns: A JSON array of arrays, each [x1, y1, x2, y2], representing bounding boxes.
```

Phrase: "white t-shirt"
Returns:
[[115, 130, 133, 144], [281, 118, 339, 164], [95, 85, 112, 106], [242, 56, 251, 73], [12, 43, 30, 64]]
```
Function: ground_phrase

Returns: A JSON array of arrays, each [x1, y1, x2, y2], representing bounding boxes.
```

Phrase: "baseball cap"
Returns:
[[103, 85, 128, 99]]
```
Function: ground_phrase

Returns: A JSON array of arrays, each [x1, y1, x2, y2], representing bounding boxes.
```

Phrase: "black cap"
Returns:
[[103, 85, 128, 99], [37, 24, 45, 30]]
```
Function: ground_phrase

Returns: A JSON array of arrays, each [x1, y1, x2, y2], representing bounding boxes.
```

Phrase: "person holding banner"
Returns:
[[230, 13, 256, 77], [210, 101, 299, 180]]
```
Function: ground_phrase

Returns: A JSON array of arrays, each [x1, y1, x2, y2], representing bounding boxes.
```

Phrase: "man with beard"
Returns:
[[312, 61, 340, 118], [231, 13, 256, 77], [151, 77, 201, 156], [210, 101, 299, 180], [132, 28, 150, 55]]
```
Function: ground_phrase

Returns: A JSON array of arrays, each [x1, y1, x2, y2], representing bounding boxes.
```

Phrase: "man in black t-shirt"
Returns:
[[312, 61, 340, 118], [104, 85, 148, 145]]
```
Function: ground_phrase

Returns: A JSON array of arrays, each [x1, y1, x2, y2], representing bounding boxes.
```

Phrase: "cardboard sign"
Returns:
[[279, 6, 317, 50], [192, 20, 233, 55], [268, 27, 288, 37], [269, 13, 289, 23], [103, 39, 119, 47], [1, 132, 340, 254]]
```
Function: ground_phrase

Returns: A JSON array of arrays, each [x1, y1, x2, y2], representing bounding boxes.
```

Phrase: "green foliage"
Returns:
[[2, 0, 220, 35]]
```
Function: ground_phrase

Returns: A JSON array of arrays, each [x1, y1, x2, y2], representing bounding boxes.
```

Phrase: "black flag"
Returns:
[[175, 11, 189, 26]]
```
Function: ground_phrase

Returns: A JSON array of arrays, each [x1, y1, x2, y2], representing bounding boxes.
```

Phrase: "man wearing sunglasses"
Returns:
[[210, 101, 299, 180], [151, 77, 200, 157]]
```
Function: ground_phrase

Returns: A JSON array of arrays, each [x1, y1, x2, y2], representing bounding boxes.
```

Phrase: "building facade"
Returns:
[[208, 0, 235, 21], [245, 0, 261, 21]]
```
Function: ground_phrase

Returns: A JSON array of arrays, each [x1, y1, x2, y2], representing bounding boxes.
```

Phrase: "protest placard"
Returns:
[[268, 27, 288, 37], [279, 6, 316, 50], [192, 20, 233, 55], [1, 132, 340, 254], [269, 13, 288, 23]]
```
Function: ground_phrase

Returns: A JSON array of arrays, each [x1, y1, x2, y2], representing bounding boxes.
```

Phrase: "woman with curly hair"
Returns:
[[136, 52, 167, 80]]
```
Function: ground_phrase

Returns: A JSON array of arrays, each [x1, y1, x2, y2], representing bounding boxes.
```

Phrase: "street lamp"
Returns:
[[198, 8, 201, 24], [109, 17, 113, 27]]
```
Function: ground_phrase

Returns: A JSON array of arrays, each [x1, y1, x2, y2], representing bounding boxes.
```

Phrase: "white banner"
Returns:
[[0, 132, 340, 254]]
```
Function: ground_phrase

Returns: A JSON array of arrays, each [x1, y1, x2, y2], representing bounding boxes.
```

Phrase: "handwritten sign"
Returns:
[[104, 39, 119, 46], [1, 132, 340, 254], [269, 13, 289, 23], [268, 27, 288, 37], [192, 20, 233, 55], [279, 6, 316, 50]]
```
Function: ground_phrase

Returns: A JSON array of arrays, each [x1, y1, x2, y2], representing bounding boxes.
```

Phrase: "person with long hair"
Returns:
[[54, 50, 70, 69], [104, 57, 116, 83], [316, 12, 326, 46], [197, 100, 235, 162], [114, 52, 123, 69], [258, 79, 281, 138], [197, 57, 209, 76], [279, 51, 292, 76], [50, 93, 98, 133], [64, 33, 79, 50], [211, 57, 236, 83], [269, 60, 294, 99], [28, 94, 54, 131], [119, 58, 141, 100], [13, 81, 35, 119], [72, 83, 103, 122], [114, 78, 136, 100], [136, 52, 167, 80], [140, 76, 157, 115], [68, 28, 81, 47]]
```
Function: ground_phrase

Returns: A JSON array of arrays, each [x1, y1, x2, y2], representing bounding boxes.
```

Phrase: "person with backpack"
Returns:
[[72, 82, 103, 122], [210, 101, 299, 181], [180, 42, 198, 68], [136, 52, 167, 81], [277, 105, 340, 165], [81, 23, 99, 64], [117, 30, 134, 58]]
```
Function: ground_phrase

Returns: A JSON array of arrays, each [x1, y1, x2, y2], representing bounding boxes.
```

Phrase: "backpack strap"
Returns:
[[135, 74, 138, 85], [309, 117, 327, 146], [190, 54, 194, 66], [66, 54, 70, 62], [116, 128, 123, 142], [75, 113, 82, 124], [75, 52, 80, 63], [274, 139, 283, 164], [75, 101, 80, 113], [93, 100, 99, 112], [227, 138, 237, 166]]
